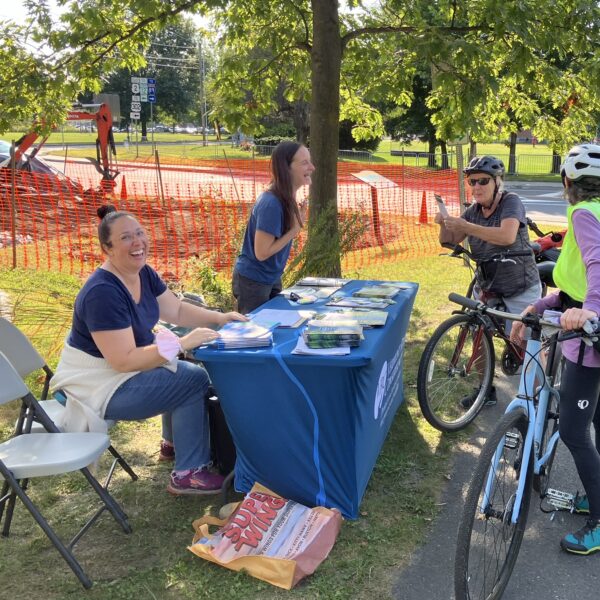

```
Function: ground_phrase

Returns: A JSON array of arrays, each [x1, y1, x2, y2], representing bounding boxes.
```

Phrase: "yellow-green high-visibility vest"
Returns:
[[554, 199, 600, 302]]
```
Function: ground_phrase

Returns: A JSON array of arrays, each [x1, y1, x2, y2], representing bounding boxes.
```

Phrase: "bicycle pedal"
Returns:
[[504, 432, 519, 449], [546, 488, 575, 511]]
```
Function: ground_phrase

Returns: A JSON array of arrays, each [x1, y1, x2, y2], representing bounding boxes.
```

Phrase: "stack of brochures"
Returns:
[[214, 320, 278, 349], [282, 285, 341, 300], [303, 317, 364, 349], [297, 277, 350, 287], [352, 283, 409, 299], [311, 309, 388, 328], [327, 296, 393, 309]]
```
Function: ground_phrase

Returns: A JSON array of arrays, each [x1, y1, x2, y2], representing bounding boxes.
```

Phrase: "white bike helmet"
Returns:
[[561, 144, 600, 181]]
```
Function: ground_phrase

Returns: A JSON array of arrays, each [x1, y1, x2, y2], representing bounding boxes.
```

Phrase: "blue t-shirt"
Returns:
[[235, 191, 292, 284], [68, 265, 167, 357]]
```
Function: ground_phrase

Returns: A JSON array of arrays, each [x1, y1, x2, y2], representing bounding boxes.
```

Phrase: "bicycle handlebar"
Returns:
[[448, 293, 600, 341], [443, 245, 533, 264]]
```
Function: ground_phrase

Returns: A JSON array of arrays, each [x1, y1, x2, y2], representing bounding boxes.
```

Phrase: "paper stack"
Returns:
[[311, 309, 388, 328], [215, 320, 278, 349], [327, 296, 393, 309], [303, 317, 363, 349], [352, 283, 408, 299], [297, 277, 350, 287]]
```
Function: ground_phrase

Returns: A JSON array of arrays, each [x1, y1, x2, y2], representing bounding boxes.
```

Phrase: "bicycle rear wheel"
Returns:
[[533, 345, 563, 495], [455, 410, 533, 600], [417, 313, 495, 432]]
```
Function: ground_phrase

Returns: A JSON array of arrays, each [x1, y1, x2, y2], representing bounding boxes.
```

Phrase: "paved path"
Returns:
[[392, 374, 600, 600]]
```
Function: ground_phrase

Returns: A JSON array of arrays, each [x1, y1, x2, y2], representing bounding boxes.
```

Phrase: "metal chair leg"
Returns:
[[80, 467, 132, 533], [0, 468, 93, 589], [107, 445, 138, 481]]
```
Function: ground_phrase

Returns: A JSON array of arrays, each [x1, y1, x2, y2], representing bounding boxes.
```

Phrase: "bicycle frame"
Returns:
[[481, 329, 561, 524]]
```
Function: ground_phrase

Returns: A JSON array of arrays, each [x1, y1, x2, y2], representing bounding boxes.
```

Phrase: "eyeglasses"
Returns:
[[467, 177, 492, 187]]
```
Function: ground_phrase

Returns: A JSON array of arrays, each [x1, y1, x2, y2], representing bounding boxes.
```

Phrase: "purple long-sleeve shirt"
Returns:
[[532, 209, 600, 367]]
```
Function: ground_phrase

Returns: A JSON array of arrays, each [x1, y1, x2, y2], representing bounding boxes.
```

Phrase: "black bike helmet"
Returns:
[[463, 155, 505, 178]]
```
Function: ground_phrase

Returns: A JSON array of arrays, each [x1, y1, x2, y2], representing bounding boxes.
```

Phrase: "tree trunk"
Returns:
[[306, 0, 342, 276], [427, 139, 437, 168], [508, 132, 517, 174], [141, 120, 148, 142], [440, 140, 449, 169], [469, 139, 477, 161], [293, 100, 310, 145], [551, 150, 561, 174]]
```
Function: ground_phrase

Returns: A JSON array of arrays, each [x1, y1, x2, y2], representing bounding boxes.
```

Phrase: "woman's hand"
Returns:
[[442, 216, 468, 235], [180, 327, 221, 351], [510, 305, 536, 344], [217, 311, 248, 326], [298, 200, 308, 226], [560, 307, 598, 331]]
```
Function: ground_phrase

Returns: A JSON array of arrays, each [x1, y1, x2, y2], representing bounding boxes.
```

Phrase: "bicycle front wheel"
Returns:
[[417, 313, 495, 432], [454, 410, 533, 600]]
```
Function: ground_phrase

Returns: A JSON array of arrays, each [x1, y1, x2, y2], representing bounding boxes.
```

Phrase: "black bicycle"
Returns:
[[416, 245, 539, 432]]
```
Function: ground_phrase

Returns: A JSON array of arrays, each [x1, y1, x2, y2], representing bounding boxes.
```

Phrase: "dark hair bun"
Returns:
[[97, 204, 117, 221]]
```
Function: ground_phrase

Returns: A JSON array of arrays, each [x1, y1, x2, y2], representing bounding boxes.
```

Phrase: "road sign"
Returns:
[[130, 112, 140, 120], [147, 78, 156, 84], [131, 95, 140, 102], [131, 102, 141, 111], [131, 83, 140, 94]]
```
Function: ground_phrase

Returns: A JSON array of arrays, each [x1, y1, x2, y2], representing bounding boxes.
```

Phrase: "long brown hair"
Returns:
[[268, 141, 303, 233]]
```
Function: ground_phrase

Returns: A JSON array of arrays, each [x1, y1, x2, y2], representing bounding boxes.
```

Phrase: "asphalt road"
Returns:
[[506, 181, 567, 225], [392, 374, 600, 600]]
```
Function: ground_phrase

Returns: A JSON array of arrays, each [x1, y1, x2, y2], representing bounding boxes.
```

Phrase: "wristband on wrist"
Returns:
[[155, 328, 182, 361]]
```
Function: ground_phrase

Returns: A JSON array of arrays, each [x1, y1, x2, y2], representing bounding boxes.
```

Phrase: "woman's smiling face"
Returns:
[[104, 215, 148, 271], [289, 146, 315, 191]]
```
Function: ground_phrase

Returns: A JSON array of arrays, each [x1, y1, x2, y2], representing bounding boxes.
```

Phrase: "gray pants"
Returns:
[[231, 269, 282, 314]]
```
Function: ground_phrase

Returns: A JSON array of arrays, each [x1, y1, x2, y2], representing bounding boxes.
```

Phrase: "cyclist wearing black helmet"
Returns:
[[511, 143, 600, 555], [436, 155, 542, 406]]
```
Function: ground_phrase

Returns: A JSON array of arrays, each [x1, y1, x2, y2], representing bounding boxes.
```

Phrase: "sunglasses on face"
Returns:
[[467, 177, 492, 187]]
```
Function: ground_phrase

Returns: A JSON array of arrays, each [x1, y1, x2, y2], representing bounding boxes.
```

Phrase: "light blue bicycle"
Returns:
[[451, 292, 598, 600]]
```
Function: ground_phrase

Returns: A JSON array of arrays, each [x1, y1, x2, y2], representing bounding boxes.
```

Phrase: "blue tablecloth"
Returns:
[[193, 280, 418, 519]]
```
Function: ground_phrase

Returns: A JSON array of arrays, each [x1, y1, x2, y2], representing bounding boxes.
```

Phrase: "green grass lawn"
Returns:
[[0, 252, 475, 599], [3, 129, 560, 177]]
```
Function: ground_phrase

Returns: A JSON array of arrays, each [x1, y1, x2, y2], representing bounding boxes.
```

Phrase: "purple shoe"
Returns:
[[167, 467, 224, 496], [158, 440, 175, 462]]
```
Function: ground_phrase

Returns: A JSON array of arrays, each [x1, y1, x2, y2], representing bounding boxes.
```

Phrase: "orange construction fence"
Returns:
[[0, 156, 462, 281]]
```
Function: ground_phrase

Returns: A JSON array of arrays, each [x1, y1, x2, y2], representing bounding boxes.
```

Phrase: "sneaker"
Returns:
[[561, 518, 600, 555], [574, 493, 590, 515], [460, 385, 497, 409], [158, 440, 175, 462], [167, 467, 224, 496]]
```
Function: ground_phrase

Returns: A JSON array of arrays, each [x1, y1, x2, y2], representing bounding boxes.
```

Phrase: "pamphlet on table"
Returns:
[[214, 320, 277, 349], [310, 309, 388, 328], [303, 318, 364, 348]]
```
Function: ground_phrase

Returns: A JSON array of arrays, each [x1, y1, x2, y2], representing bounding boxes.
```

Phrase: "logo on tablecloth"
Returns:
[[374, 360, 388, 419]]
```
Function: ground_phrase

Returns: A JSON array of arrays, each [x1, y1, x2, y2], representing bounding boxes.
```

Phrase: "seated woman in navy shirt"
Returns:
[[51, 205, 246, 496]]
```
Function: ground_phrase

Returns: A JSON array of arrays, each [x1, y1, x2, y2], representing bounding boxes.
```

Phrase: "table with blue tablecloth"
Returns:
[[193, 280, 418, 519]]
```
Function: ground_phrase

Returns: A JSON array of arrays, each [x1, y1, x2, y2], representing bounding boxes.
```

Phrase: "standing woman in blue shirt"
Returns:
[[232, 141, 314, 313]]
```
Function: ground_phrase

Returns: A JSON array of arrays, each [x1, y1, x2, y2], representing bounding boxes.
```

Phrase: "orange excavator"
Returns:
[[7, 102, 119, 193]]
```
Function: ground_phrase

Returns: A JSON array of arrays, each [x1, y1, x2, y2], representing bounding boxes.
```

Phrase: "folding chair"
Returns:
[[0, 317, 137, 481], [0, 351, 132, 589]]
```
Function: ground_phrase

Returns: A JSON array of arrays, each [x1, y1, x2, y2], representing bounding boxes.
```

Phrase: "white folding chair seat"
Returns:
[[0, 433, 110, 479]]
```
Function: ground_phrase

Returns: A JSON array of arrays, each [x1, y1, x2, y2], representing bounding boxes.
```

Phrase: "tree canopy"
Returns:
[[2, 0, 600, 275]]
